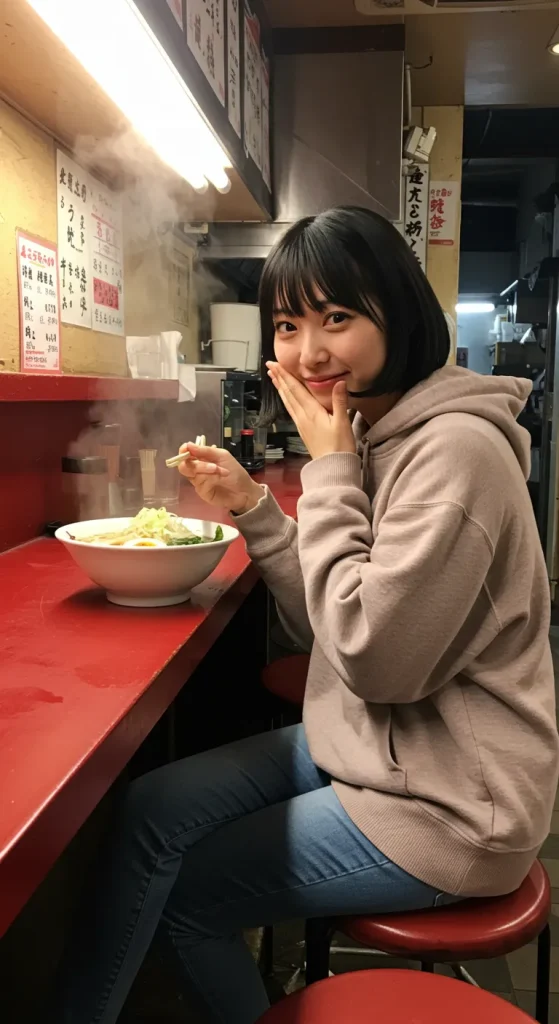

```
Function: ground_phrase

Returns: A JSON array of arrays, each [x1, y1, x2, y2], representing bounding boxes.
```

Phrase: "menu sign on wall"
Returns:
[[227, 0, 241, 137], [57, 150, 91, 328], [90, 178, 125, 335], [56, 150, 124, 336], [428, 180, 459, 247], [187, 0, 226, 105], [260, 46, 271, 190], [403, 166, 429, 272], [17, 230, 61, 373], [243, 1, 261, 170]]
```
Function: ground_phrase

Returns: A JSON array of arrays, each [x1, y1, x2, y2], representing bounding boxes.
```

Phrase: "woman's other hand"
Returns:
[[266, 363, 356, 461], [178, 443, 264, 515]]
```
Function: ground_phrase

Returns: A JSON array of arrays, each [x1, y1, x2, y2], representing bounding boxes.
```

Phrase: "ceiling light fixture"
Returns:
[[26, 0, 232, 193], [455, 302, 495, 315], [548, 26, 559, 55]]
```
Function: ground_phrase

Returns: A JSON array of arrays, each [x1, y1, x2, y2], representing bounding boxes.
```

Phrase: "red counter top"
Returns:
[[0, 461, 305, 936]]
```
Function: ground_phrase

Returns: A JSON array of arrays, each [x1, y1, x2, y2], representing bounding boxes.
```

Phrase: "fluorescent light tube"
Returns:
[[26, 0, 232, 193]]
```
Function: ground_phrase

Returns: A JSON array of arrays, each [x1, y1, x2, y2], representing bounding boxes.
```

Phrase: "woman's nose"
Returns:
[[298, 329, 329, 367]]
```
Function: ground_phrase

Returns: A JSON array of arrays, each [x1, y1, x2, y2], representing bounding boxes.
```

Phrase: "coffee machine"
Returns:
[[180, 368, 265, 469]]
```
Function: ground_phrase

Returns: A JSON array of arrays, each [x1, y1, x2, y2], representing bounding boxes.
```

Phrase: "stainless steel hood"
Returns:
[[202, 47, 404, 261]]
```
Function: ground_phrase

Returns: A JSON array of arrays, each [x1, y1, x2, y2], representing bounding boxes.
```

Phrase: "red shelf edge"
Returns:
[[0, 372, 179, 402]]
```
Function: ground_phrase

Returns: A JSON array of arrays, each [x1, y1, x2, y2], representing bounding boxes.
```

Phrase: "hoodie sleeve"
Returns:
[[297, 453, 498, 703], [234, 486, 313, 651]]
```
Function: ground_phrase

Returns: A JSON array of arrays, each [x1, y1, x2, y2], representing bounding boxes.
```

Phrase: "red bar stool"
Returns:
[[305, 860, 551, 1024], [257, 968, 537, 1023], [261, 654, 310, 706]]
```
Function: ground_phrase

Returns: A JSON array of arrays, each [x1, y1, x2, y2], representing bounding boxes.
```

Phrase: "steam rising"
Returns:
[[66, 129, 236, 519]]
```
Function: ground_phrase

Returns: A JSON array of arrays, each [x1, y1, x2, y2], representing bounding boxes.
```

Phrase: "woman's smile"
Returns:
[[303, 371, 350, 392]]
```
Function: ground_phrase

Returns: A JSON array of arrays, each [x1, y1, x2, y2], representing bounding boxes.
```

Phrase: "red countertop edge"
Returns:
[[0, 562, 259, 936], [0, 462, 305, 935], [0, 372, 179, 402]]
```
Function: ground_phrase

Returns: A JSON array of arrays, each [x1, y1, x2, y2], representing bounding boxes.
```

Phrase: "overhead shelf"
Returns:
[[0, 373, 179, 402]]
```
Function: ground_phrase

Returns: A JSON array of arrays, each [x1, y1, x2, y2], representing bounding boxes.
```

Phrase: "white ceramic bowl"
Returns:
[[55, 517, 239, 607]]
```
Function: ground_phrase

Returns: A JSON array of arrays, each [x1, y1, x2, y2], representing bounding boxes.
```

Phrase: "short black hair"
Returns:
[[258, 206, 450, 424]]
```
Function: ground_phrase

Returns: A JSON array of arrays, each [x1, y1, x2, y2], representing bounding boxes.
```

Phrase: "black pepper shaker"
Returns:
[[240, 429, 254, 462]]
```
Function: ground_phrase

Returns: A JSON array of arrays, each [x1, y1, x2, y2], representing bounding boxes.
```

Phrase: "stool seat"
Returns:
[[339, 860, 550, 962], [261, 654, 309, 706], [257, 969, 535, 1023]]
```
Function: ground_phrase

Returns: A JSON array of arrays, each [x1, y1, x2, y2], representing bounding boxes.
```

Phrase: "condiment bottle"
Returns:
[[60, 456, 109, 524], [240, 429, 255, 462]]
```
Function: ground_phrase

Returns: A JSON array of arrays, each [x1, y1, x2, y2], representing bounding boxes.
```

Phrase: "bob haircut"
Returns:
[[258, 205, 450, 424]]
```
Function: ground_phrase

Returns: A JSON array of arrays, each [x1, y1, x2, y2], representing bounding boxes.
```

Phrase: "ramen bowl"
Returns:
[[55, 517, 239, 607]]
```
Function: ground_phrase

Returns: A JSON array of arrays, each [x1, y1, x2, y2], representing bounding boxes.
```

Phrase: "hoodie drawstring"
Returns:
[[361, 438, 370, 494]]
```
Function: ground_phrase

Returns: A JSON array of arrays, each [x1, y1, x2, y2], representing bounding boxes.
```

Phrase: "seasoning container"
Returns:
[[240, 429, 254, 462], [60, 456, 109, 524], [139, 448, 158, 506], [98, 423, 123, 516], [238, 429, 264, 475], [223, 426, 237, 457], [120, 456, 143, 515]]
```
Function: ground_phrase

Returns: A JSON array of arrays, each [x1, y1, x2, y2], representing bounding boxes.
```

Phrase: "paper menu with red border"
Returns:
[[16, 230, 61, 374]]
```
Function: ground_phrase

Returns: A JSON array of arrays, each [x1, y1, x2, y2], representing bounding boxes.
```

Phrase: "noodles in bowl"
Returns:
[[55, 510, 238, 607], [70, 506, 224, 548]]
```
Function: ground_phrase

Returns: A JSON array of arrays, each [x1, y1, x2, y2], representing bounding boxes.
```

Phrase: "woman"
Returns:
[[52, 207, 558, 1023]]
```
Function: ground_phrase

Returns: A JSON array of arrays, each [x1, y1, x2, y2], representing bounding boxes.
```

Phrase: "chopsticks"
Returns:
[[165, 435, 207, 468]]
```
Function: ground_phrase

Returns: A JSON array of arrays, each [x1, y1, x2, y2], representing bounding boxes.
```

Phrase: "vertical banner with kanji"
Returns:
[[227, 0, 241, 137], [428, 181, 459, 247], [187, 0, 226, 105], [90, 177, 124, 335], [403, 166, 429, 272], [261, 46, 271, 191], [57, 150, 92, 328], [243, 1, 262, 170], [16, 231, 61, 373]]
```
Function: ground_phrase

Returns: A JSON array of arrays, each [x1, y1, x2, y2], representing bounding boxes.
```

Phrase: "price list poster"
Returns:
[[16, 231, 61, 373], [90, 178, 124, 335]]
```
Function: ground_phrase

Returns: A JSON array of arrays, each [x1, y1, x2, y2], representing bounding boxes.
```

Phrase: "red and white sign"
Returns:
[[166, 0, 183, 28], [428, 180, 459, 247], [17, 230, 61, 373], [90, 176, 124, 335]]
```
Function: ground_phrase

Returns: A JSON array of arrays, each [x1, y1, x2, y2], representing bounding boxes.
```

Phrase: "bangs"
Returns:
[[261, 223, 383, 331]]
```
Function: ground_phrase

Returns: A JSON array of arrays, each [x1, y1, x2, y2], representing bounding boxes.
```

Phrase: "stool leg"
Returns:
[[260, 925, 274, 978], [305, 918, 332, 985], [536, 923, 551, 1024]]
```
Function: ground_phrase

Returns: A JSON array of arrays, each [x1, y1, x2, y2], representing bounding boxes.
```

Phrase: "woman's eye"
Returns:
[[274, 320, 297, 334], [326, 311, 350, 326]]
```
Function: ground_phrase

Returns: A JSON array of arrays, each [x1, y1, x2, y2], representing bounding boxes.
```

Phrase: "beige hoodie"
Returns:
[[236, 367, 559, 897]]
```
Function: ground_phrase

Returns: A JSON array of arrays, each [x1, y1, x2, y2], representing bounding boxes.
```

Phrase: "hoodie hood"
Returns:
[[357, 366, 532, 479]]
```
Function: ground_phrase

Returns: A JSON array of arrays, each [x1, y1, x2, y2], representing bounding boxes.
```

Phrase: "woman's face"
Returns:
[[273, 293, 387, 411]]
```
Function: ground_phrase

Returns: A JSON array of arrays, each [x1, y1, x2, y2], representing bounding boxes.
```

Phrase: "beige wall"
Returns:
[[0, 98, 200, 375]]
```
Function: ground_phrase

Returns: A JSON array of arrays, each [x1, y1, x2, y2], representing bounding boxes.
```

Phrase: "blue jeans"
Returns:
[[50, 724, 449, 1024]]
